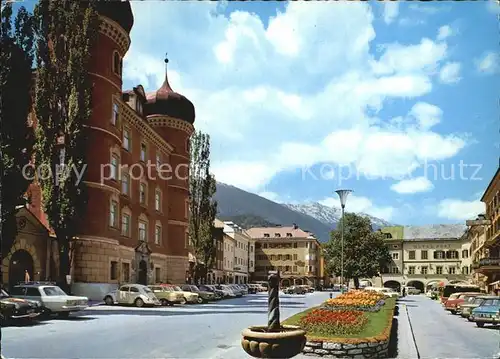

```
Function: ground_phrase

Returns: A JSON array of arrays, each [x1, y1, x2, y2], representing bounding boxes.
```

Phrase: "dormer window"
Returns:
[[286, 233, 292, 237], [136, 100, 143, 116], [385, 233, 392, 239], [275, 233, 281, 237], [263, 233, 270, 238]]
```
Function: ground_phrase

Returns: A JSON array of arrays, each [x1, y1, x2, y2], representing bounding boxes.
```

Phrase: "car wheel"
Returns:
[[58, 312, 70, 319], [467, 317, 473, 322], [197, 297, 204, 304], [135, 298, 144, 307], [450, 310, 456, 315], [180, 297, 187, 305], [104, 296, 114, 306], [476, 322, 485, 327], [160, 299, 168, 306]]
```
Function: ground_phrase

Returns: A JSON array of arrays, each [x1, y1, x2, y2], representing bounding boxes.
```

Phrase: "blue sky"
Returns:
[[12, 1, 500, 225]]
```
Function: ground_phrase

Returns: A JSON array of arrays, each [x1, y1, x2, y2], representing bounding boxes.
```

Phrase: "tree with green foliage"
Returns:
[[189, 130, 217, 284], [0, 4, 35, 277], [324, 213, 392, 289], [33, 0, 100, 291]]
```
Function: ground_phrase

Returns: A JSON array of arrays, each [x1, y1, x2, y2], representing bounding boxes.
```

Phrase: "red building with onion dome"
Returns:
[[2, 1, 194, 300]]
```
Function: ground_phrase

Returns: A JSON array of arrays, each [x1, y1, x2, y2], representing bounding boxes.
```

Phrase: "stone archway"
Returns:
[[9, 250, 34, 287], [138, 260, 148, 285], [282, 279, 291, 287], [407, 280, 425, 293], [2, 239, 41, 287], [295, 278, 303, 285], [384, 280, 401, 291], [426, 280, 440, 291]]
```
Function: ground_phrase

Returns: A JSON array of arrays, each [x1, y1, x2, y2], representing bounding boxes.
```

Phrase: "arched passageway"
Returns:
[[407, 280, 425, 293], [9, 249, 34, 287], [295, 279, 303, 285], [281, 279, 290, 287], [384, 280, 401, 292], [138, 260, 147, 285]]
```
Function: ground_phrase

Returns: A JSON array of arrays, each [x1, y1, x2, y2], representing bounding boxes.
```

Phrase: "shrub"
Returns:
[[299, 309, 368, 336]]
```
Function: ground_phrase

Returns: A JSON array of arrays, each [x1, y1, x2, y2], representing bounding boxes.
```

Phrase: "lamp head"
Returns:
[[335, 189, 352, 208]]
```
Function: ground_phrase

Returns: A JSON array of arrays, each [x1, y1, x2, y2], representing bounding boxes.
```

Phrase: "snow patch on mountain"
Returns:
[[283, 202, 392, 228]]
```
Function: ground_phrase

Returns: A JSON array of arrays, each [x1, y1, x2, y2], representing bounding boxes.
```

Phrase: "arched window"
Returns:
[[138, 213, 149, 242], [113, 51, 121, 76]]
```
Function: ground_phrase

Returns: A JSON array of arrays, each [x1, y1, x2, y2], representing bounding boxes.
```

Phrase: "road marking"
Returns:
[[405, 303, 421, 359]]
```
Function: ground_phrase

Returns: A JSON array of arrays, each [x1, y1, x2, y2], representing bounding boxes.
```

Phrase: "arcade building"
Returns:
[[2, 2, 195, 300]]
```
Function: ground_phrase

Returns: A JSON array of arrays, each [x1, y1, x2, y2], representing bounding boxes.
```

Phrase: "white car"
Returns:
[[115, 284, 160, 307], [103, 289, 118, 305], [11, 283, 88, 318], [365, 287, 400, 298]]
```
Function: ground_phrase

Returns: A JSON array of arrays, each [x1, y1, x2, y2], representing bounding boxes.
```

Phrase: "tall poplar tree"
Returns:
[[0, 4, 35, 271], [189, 131, 217, 284], [33, 0, 99, 291]]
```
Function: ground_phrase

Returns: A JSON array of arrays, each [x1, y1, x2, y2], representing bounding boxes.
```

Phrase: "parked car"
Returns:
[[228, 285, 243, 297], [216, 284, 237, 298], [365, 287, 399, 298], [166, 285, 199, 304], [470, 296, 500, 327], [180, 285, 215, 303], [404, 286, 421, 295], [10, 282, 88, 318], [115, 284, 160, 307], [460, 296, 486, 320], [148, 285, 185, 306], [283, 286, 306, 295], [236, 284, 249, 295], [445, 292, 481, 314], [0, 288, 41, 324], [198, 285, 223, 300], [246, 284, 258, 294], [456, 293, 482, 315], [301, 285, 315, 293]]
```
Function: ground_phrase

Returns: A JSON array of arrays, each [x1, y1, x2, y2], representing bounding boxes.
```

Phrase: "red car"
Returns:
[[445, 292, 481, 314]]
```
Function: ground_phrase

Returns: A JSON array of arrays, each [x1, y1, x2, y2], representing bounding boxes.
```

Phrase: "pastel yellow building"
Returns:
[[246, 225, 322, 287]]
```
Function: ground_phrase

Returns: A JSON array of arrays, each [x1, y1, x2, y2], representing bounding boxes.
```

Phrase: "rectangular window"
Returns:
[[140, 143, 147, 162], [122, 262, 130, 283], [421, 250, 428, 260], [155, 267, 161, 283], [110, 155, 118, 180], [121, 174, 129, 195], [140, 183, 146, 204], [408, 266, 415, 275], [421, 266, 428, 275], [448, 267, 456, 274], [408, 251, 415, 260], [110, 261, 118, 280], [121, 214, 130, 236], [112, 103, 119, 126], [390, 267, 400, 274], [139, 222, 147, 242], [155, 190, 161, 211], [123, 128, 130, 151], [155, 225, 161, 244], [156, 154, 161, 168], [293, 254, 298, 260], [392, 252, 399, 260], [109, 201, 118, 227], [435, 251, 444, 259], [436, 266, 443, 275]]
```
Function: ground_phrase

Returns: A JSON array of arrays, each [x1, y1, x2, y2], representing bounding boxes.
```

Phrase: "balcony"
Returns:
[[475, 257, 500, 274]]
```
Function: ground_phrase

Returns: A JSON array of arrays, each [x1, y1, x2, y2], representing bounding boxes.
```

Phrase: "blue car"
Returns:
[[470, 296, 500, 328]]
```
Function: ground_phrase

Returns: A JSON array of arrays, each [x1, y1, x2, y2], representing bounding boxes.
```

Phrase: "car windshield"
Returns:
[[481, 299, 499, 306], [0, 289, 9, 298], [164, 287, 173, 292], [43, 286, 67, 296], [473, 298, 484, 305], [173, 286, 182, 291], [190, 286, 200, 292], [143, 287, 152, 293]]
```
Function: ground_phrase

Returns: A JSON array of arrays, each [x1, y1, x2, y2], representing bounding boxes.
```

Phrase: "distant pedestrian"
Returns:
[[402, 287, 406, 297], [25, 270, 30, 283]]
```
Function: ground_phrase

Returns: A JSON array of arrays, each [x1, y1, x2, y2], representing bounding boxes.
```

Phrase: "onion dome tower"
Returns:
[[145, 55, 195, 257]]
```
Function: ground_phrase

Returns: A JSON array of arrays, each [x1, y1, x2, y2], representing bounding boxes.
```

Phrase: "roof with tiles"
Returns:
[[403, 224, 467, 241], [246, 225, 315, 239]]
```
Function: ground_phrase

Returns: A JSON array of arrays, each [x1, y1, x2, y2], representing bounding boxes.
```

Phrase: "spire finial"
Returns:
[[164, 52, 169, 65], [161, 52, 172, 91]]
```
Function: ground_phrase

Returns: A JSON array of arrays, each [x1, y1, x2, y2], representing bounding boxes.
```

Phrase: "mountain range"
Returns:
[[214, 182, 392, 243]]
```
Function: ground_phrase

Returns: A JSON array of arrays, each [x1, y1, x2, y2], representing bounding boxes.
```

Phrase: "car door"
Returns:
[[25, 287, 42, 302], [118, 286, 130, 304]]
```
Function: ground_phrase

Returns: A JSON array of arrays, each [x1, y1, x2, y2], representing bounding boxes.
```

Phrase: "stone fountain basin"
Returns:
[[241, 325, 307, 358]]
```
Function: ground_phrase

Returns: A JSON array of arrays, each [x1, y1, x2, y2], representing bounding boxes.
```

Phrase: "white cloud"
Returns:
[[437, 25, 453, 41], [439, 62, 461, 84], [408, 102, 442, 130], [475, 51, 500, 74], [390, 177, 434, 194], [437, 199, 486, 221], [319, 195, 395, 220], [383, 2, 399, 24], [123, 2, 466, 193]]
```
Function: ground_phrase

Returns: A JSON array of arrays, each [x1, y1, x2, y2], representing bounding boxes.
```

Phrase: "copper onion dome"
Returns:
[[95, 0, 134, 34], [145, 55, 195, 124]]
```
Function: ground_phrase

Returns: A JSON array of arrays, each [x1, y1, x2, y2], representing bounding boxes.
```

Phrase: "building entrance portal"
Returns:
[[138, 260, 148, 285], [9, 249, 34, 288]]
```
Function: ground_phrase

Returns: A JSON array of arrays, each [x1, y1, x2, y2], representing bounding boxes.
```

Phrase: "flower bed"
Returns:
[[299, 309, 368, 336], [323, 290, 386, 312]]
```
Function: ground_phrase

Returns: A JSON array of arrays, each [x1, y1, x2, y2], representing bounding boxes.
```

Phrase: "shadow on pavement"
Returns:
[[1, 319, 49, 328], [394, 305, 399, 317], [188, 302, 307, 309], [479, 325, 500, 331], [79, 309, 270, 316], [397, 299, 415, 303], [405, 304, 419, 307], [388, 317, 398, 358]]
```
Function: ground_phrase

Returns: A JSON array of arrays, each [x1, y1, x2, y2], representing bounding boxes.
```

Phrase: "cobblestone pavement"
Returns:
[[1, 291, 331, 358], [400, 294, 499, 359]]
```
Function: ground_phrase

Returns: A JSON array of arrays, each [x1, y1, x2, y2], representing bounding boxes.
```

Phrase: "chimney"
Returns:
[[293, 223, 298, 230]]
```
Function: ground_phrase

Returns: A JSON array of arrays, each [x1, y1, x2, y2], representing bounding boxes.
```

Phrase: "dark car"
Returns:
[[1, 288, 42, 325], [283, 286, 306, 295], [199, 285, 223, 300]]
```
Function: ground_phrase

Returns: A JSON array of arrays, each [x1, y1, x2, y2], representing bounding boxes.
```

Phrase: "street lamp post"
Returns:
[[335, 189, 352, 294]]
